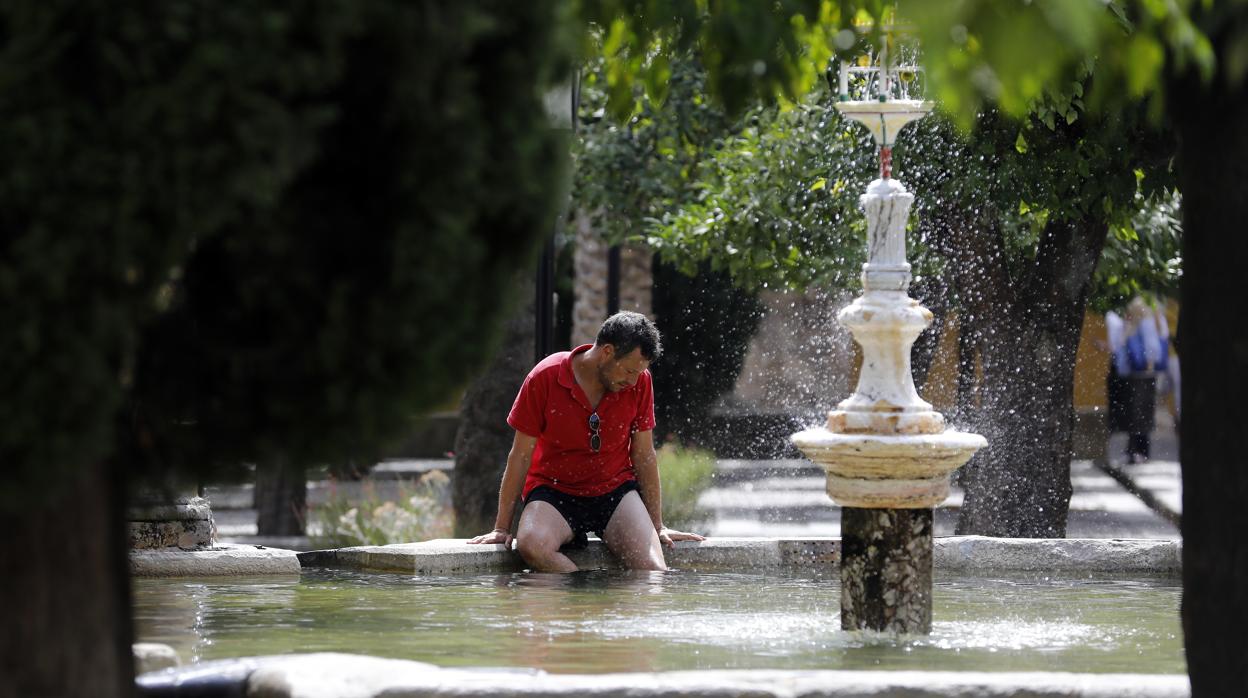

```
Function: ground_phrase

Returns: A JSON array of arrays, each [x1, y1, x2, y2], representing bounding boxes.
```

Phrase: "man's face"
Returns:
[[598, 346, 650, 393]]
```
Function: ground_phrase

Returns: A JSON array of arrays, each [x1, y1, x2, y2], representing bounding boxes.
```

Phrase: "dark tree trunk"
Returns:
[[452, 283, 535, 537], [255, 458, 307, 536], [840, 507, 933, 634], [0, 460, 134, 697], [1171, 65, 1248, 697], [954, 215, 1106, 537]]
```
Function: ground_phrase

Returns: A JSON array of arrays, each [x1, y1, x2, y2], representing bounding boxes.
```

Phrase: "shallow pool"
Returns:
[[132, 569, 1183, 674]]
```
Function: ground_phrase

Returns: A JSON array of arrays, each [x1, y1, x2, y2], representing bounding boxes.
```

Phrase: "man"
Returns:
[[468, 311, 704, 571]]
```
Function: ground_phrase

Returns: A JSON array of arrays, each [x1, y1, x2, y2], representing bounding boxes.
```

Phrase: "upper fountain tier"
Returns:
[[834, 36, 932, 150], [836, 99, 932, 149]]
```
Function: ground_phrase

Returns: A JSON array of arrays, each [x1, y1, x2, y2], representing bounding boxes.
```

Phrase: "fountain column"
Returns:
[[791, 56, 986, 634]]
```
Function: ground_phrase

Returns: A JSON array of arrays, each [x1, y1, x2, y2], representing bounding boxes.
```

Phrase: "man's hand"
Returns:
[[468, 528, 513, 547], [657, 527, 706, 549]]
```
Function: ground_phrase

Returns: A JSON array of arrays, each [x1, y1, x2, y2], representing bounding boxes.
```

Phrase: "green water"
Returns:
[[132, 569, 1184, 674]]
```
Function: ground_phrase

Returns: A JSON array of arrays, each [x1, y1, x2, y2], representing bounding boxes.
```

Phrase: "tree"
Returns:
[[452, 279, 536, 538], [581, 2, 1243, 691], [638, 70, 1170, 536], [891, 5, 1246, 691], [1161, 8, 1248, 695], [903, 104, 1172, 537], [0, 3, 571, 695], [255, 459, 308, 537], [572, 54, 766, 445]]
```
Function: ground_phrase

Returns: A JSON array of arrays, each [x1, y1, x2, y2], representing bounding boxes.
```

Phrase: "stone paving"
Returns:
[[702, 457, 1181, 540], [213, 452, 1182, 549], [209, 418, 1182, 546]]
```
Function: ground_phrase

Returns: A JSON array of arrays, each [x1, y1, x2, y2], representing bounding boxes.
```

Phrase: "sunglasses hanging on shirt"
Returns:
[[588, 412, 601, 452]]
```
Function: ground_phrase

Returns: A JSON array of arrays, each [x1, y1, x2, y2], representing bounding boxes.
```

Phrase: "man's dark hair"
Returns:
[[596, 311, 662, 362]]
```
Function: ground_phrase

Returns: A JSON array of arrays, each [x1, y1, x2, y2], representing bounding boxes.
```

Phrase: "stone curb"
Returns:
[[138, 652, 1189, 698], [934, 536, 1182, 574], [130, 519, 216, 550], [131, 544, 301, 577], [133, 642, 180, 676], [297, 537, 838, 574], [297, 536, 1180, 576]]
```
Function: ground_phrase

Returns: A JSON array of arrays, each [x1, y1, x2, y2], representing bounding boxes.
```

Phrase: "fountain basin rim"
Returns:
[[139, 652, 1191, 698], [791, 427, 987, 449], [297, 536, 1182, 577], [792, 428, 986, 506], [131, 543, 301, 577], [136, 652, 1191, 698]]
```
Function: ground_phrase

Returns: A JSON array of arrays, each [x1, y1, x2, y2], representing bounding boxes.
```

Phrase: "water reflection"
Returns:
[[131, 569, 1183, 675], [490, 570, 667, 672]]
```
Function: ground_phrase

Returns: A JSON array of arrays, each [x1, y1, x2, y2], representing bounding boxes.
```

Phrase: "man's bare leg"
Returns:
[[515, 501, 578, 572], [602, 491, 667, 571]]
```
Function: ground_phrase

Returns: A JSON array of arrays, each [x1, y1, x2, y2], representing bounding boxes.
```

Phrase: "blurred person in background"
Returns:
[[1106, 297, 1169, 463]]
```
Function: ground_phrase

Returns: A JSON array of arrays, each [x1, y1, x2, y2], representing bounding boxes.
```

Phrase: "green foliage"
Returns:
[[579, 2, 1230, 132], [650, 87, 878, 292], [899, 94, 1173, 283], [923, 1, 1216, 123], [0, 1, 573, 512], [1090, 189, 1183, 313], [637, 64, 1173, 303], [575, 0, 834, 118], [312, 471, 454, 548], [657, 443, 716, 530], [573, 54, 764, 446], [574, 53, 732, 247]]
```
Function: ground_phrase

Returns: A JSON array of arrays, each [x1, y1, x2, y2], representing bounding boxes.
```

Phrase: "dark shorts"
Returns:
[[523, 480, 639, 550]]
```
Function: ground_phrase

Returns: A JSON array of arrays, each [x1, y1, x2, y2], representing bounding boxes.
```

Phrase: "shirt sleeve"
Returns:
[[506, 370, 547, 438], [631, 370, 656, 434]]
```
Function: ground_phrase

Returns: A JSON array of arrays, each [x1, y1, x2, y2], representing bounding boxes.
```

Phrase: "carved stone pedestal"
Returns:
[[128, 493, 215, 550]]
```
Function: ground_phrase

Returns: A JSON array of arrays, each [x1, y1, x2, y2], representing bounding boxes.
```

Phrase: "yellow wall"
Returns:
[[1074, 313, 1110, 409]]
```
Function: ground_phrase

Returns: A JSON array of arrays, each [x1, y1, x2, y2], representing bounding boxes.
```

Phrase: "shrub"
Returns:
[[312, 470, 453, 548], [657, 443, 717, 530]]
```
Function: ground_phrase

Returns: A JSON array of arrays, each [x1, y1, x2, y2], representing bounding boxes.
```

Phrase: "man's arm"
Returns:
[[630, 429, 664, 531], [467, 431, 537, 546], [630, 430, 706, 547]]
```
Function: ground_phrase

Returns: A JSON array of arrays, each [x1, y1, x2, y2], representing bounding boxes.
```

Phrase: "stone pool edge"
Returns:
[[296, 535, 1182, 576], [135, 652, 1189, 698], [132, 543, 301, 577]]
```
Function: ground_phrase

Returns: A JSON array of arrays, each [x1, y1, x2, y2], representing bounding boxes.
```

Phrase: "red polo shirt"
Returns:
[[508, 344, 656, 498]]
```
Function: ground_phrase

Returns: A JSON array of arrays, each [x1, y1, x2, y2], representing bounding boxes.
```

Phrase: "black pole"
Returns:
[[607, 245, 621, 316]]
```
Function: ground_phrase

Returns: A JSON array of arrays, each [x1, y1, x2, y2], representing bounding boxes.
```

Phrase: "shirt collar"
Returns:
[[557, 344, 594, 389]]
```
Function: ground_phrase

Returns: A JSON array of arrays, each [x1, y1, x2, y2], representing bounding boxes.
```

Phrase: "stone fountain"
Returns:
[[791, 38, 986, 634]]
